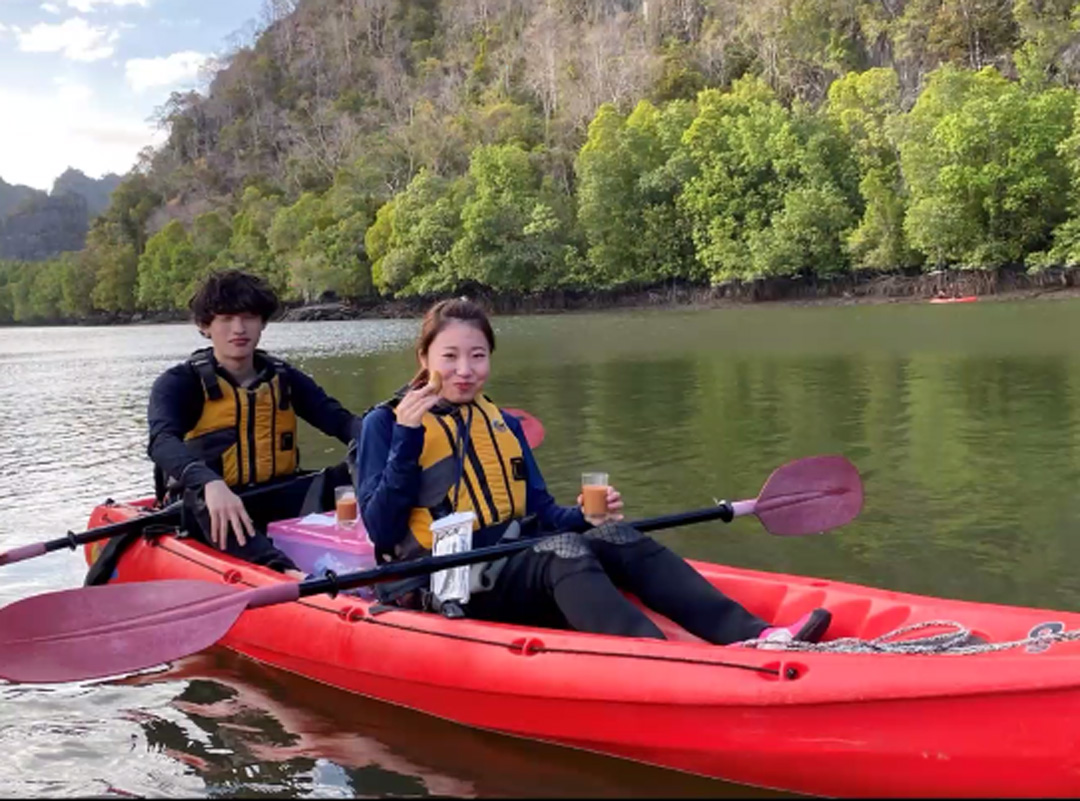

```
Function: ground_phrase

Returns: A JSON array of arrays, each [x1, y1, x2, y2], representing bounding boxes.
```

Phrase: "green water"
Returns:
[[1, 297, 1078, 796]]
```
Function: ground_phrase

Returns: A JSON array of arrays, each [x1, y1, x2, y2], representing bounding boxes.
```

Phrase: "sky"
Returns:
[[0, 0, 267, 190]]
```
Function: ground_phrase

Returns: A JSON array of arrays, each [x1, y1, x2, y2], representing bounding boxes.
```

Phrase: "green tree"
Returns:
[[86, 219, 139, 313], [80, 174, 162, 313], [366, 169, 467, 295], [26, 261, 63, 320], [826, 68, 921, 270], [1012, 0, 1080, 87], [228, 186, 286, 294], [137, 220, 200, 310], [575, 99, 699, 288], [57, 252, 97, 318], [679, 77, 859, 281], [0, 264, 14, 323], [892, 0, 1019, 71], [191, 211, 233, 268], [898, 65, 1076, 268], [450, 144, 578, 293]]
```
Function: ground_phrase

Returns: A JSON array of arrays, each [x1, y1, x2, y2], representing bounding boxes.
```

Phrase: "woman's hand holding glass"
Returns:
[[577, 484, 624, 526]]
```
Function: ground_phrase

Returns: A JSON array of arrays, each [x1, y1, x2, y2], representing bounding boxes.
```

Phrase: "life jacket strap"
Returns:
[[264, 353, 291, 410], [189, 348, 224, 401]]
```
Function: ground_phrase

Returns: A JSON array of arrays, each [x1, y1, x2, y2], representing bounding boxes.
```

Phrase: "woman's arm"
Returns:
[[355, 406, 426, 552], [503, 413, 588, 534]]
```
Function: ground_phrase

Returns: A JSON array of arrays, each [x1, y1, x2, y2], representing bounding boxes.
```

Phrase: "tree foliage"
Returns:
[[16, 0, 1080, 322]]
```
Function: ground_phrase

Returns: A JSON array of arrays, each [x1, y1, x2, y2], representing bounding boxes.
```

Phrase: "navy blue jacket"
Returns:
[[355, 404, 587, 553]]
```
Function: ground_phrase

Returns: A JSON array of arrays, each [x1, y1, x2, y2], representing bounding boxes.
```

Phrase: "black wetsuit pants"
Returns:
[[180, 463, 353, 573], [462, 524, 770, 645]]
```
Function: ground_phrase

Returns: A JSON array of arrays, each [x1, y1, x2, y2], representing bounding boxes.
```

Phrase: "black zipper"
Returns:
[[247, 390, 257, 486], [268, 381, 278, 478], [232, 388, 244, 485]]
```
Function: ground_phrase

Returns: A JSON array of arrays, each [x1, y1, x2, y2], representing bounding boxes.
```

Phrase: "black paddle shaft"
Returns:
[[298, 502, 737, 598], [41, 471, 326, 556], [41, 499, 183, 555]]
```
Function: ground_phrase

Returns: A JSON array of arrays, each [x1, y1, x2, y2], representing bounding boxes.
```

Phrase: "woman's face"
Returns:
[[421, 320, 491, 404]]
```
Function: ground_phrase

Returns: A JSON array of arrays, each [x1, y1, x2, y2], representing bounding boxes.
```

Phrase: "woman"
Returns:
[[355, 298, 830, 645]]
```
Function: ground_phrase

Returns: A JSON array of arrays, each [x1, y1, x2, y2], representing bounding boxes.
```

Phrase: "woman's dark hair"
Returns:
[[411, 298, 495, 387], [189, 270, 279, 327]]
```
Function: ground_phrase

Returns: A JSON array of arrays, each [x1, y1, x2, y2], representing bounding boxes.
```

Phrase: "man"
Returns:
[[147, 269, 361, 571]]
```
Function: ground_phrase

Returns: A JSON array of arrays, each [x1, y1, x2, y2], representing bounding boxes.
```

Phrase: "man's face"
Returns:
[[199, 312, 265, 363]]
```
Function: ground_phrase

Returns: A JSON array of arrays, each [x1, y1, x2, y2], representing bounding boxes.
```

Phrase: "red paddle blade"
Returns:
[[755, 455, 863, 536], [502, 407, 545, 449], [0, 580, 249, 683]]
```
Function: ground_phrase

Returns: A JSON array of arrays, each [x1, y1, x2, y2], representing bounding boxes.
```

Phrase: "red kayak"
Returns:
[[83, 500, 1080, 798], [929, 295, 978, 304]]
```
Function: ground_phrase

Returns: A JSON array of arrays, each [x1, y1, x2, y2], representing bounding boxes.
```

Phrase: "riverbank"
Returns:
[[279, 266, 1080, 322], [5, 266, 1080, 327]]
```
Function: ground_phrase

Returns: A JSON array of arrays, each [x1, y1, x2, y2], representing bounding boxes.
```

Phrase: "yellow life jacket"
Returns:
[[183, 348, 298, 488], [407, 394, 527, 550]]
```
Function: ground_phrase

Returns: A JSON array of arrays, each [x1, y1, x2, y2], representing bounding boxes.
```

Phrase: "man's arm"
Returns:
[[146, 366, 220, 491], [286, 365, 363, 444]]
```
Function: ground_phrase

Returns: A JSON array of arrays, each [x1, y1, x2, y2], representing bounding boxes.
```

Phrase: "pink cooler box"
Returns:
[[267, 512, 376, 575]]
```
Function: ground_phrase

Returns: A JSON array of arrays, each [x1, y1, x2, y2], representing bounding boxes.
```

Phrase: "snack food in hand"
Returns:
[[427, 370, 443, 393]]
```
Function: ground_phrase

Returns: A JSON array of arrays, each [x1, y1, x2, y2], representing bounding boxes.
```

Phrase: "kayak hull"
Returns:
[[86, 502, 1080, 798]]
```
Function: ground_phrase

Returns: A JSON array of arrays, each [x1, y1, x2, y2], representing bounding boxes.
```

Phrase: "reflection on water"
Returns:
[[1, 299, 1080, 795], [111, 649, 745, 798]]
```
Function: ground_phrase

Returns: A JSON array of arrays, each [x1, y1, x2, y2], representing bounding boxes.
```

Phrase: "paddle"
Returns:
[[0, 470, 327, 568], [0, 455, 861, 684]]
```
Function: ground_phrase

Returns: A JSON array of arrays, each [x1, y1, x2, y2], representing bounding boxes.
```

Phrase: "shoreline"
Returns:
[[4, 267, 1080, 327], [278, 266, 1080, 322]]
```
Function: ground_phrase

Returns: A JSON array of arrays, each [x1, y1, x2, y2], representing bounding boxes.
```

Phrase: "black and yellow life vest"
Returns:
[[183, 347, 298, 488], [406, 394, 527, 550]]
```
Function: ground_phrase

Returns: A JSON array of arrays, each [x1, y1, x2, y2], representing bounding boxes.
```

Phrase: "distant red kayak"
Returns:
[[929, 295, 978, 304], [82, 499, 1080, 798]]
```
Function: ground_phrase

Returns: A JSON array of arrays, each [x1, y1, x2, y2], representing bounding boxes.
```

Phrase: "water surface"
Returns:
[[2, 298, 1079, 796]]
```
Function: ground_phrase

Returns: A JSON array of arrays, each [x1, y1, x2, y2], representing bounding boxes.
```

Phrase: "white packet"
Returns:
[[429, 511, 476, 605]]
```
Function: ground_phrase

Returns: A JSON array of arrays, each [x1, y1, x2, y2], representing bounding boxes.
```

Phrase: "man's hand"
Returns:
[[203, 479, 255, 550]]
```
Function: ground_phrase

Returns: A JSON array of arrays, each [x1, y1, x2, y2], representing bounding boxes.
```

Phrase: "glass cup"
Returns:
[[581, 471, 610, 521], [334, 485, 358, 526]]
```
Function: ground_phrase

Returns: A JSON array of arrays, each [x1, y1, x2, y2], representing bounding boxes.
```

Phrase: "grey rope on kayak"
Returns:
[[734, 620, 1080, 655]]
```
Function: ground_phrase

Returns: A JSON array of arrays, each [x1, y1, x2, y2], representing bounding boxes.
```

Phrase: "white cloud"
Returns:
[[125, 50, 207, 92], [41, 3, 62, 14], [16, 17, 119, 62], [67, 0, 149, 12], [0, 83, 164, 190]]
